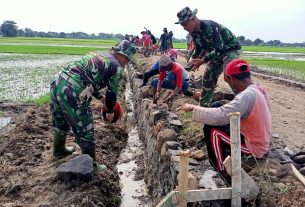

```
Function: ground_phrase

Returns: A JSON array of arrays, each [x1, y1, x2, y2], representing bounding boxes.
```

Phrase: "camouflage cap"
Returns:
[[112, 40, 136, 61], [175, 7, 198, 24]]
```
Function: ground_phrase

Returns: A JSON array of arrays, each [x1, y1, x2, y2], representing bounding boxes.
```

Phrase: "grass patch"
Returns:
[[30, 94, 50, 105], [246, 58, 305, 80], [246, 58, 305, 70], [243, 46, 305, 54], [0, 37, 118, 46], [172, 43, 305, 54], [0, 45, 106, 55], [173, 42, 188, 49], [178, 112, 202, 137]]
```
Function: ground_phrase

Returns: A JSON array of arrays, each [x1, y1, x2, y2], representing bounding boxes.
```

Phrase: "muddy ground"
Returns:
[[138, 54, 305, 206], [0, 98, 128, 207], [0, 53, 305, 207]]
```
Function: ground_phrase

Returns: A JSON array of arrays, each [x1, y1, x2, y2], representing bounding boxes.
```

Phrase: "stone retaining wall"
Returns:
[[128, 64, 222, 206]]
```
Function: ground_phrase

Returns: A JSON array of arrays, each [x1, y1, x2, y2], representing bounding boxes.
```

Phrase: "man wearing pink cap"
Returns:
[[177, 59, 272, 181]]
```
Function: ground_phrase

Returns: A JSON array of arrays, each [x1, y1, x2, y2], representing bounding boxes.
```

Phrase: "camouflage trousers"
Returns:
[[50, 72, 95, 144], [200, 50, 241, 107]]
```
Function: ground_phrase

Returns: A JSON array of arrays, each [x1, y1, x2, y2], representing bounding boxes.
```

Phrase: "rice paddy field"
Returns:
[[0, 37, 305, 101]]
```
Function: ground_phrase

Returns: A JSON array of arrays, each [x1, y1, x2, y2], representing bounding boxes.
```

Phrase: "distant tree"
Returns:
[[98, 32, 112, 39], [0, 20, 18, 37], [89, 33, 96, 39], [24, 28, 35, 37], [17, 29, 25, 36], [273, 40, 282, 46], [114, 33, 124, 40], [59, 32, 66, 38], [244, 39, 253, 46], [68, 32, 89, 39], [254, 38, 264, 46], [36, 31, 47, 37], [47, 32, 59, 38], [266, 40, 275, 46], [237, 36, 246, 45]]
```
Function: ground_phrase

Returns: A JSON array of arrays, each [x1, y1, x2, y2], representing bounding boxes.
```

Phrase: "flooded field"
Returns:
[[0, 50, 304, 102], [241, 51, 305, 80], [0, 53, 81, 101], [241, 51, 305, 61]]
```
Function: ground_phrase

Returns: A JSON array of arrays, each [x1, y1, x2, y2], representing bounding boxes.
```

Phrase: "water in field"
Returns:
[[241, 51, 305, 61], [0, 42, 111, 48], [0, 53, 81, 101]]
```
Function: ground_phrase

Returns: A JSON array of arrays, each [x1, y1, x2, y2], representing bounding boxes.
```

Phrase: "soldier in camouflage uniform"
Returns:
[[50, 40, 136, 171], [175, 7, 242, 107]]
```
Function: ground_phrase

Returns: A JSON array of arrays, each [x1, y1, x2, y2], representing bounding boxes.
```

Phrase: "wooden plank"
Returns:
[[178, 150, 190, 207], [223, 156, 259, 199], [155, 191, 175, 207], [172, 188, 232, 204], [229, 112, 242, 206], [291, 163, 305, 186]]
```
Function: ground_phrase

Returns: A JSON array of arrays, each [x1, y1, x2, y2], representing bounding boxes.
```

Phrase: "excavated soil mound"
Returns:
[[0, 100, 128, 207]]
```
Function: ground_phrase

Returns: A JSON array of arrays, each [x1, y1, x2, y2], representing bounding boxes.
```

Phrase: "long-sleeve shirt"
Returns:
[[63, 51, 123, 112], [192, 83, 271, 157], [191, 20, 241, 62], [158, 63, 189, 88]]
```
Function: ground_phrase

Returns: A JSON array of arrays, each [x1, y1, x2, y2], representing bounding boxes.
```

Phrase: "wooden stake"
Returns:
[[178, 150, 190, 207], [229, 112, 242, 207]]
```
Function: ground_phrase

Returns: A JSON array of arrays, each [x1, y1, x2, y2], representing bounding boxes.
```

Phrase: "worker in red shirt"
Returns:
[[151, 54, 191, 103]]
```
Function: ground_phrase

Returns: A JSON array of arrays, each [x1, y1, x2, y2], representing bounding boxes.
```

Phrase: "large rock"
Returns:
[[56, 154, 94, 182], [156, 129, 177, 153]]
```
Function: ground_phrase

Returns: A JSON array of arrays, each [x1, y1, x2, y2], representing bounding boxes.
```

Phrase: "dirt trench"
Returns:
[[0, 92, 129, 206], [0, 53, 305, 207]]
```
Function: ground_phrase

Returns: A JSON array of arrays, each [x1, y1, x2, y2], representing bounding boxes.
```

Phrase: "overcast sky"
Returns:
[[1, 0, 305, 43]]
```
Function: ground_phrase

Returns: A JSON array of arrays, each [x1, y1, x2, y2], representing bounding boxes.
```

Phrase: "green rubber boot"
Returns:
[[52, 132, 75, 159], [80, 141, 107, 172]]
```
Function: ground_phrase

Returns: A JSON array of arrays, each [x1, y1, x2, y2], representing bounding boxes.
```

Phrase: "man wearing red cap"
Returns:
[[177, 59, 271, 180]]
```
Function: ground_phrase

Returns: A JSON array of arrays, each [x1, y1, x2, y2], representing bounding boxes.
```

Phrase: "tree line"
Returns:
[[1, 20, 304, 47]]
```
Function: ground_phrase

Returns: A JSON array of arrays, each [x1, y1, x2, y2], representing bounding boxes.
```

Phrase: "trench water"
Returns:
[[0, 117, 11, 129], [117, 66, 151, 207]]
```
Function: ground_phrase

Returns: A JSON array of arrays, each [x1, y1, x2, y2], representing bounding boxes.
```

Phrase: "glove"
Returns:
[[101, 102, 123, 123]]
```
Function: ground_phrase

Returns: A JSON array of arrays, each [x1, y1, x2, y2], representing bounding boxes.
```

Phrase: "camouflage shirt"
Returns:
[[63, 51, 124, 112], [191, 20, 241, 62]]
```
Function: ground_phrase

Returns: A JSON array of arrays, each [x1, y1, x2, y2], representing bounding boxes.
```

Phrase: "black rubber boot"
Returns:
[[80, 141, 107, 172], [52, 132, 75, 159]]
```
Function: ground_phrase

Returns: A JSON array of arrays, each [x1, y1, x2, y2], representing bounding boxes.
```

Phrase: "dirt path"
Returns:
[[0, 53, 304, 207], [139, 54, 305, 206], [204, 67, 305, 150], [0, 100, 128, 206], [251, 75, 305, 148], [149, 54, 305, 150]]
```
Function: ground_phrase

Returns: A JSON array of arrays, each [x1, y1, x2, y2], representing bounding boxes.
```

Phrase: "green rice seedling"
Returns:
[[0, 53, 81, 101], [0, 45, 106, 55], [243, 46, 305, 54], [246, 58, 305, 80], [0, 37, 118, 47]]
